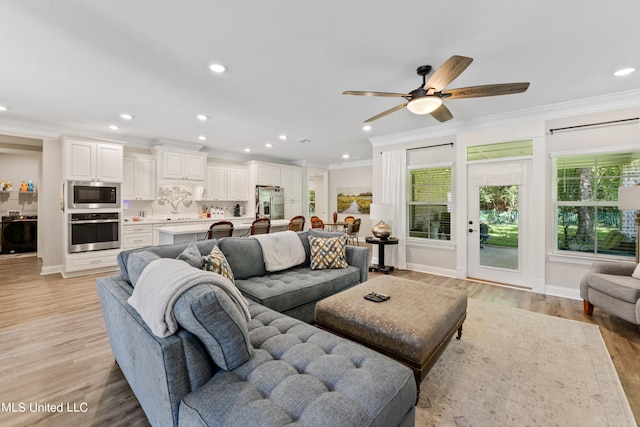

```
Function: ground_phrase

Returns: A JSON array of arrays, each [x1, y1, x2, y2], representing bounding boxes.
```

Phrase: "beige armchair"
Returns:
[[580, 261, 640, 332]]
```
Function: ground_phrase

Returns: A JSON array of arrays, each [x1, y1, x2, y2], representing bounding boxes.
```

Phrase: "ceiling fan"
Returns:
[[343, 55, 529, 123]]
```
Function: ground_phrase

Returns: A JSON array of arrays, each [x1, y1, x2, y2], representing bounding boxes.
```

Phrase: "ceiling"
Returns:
[[0, 1, 638, 167]]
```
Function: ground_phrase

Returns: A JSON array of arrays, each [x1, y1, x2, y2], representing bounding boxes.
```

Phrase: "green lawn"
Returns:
[[483, 224, 518, 247], [483, 223, 632, 255]]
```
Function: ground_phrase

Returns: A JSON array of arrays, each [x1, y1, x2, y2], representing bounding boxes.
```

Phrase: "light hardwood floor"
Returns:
[[0, 257, 638, 426]]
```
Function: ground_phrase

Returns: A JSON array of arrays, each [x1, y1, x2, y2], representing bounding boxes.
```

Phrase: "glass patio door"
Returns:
[[467, 160, 531, 287]]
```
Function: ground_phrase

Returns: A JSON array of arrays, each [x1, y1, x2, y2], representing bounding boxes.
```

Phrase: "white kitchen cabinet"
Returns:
[[153, 147, 207, 183], [62, 137, 124, 182], [63, 249, 120, 276], [122, 223, 153, 249], [205, 164, 249, 201], [281, 167, 304, 218], [227, 167, 249, 201], [255, 164, 281, 186], [205, 165, 227, 201], [122, 154, 156, 200]]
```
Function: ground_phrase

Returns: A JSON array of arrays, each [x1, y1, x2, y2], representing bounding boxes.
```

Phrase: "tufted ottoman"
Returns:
[[315, 275, 467, 393]]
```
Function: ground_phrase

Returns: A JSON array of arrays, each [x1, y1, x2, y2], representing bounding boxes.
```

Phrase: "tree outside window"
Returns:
[[554, 152, 640, 257], [408, 167, 452, 240]]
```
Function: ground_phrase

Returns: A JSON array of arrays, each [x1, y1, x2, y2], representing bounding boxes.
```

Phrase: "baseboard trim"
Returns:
[[405, 262, 457, 278], [544, 284, 581, 301], [40, 264, 62, 276]]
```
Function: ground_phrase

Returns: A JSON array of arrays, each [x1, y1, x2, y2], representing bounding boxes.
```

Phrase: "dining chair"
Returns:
[[310, 216, 325, 230], [288, 215, 306, 232], [346, 218, 361, 245], [344, 216, 355, 224], [251, 217, 271, 235], [207, 221, 234, 239]]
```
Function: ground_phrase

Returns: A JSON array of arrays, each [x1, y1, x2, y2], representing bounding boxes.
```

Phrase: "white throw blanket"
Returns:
[[251, 230, 306, 272], [128, 258, 251, 338]]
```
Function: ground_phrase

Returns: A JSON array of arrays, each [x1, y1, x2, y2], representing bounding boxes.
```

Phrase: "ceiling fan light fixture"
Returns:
[[406, 96, 442, 115]]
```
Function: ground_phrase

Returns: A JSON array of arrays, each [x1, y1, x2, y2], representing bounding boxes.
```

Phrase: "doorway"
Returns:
[[467, 160, 531, 287], [307, 169, 328, 222]]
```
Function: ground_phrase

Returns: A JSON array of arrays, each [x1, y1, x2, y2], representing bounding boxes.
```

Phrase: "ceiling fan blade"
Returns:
[[424, 55, 473, 92], [364, 103, 408, 123], [343, 90, 410, 97], [430, 104, 454, 122], [443, 82, 530, 99]]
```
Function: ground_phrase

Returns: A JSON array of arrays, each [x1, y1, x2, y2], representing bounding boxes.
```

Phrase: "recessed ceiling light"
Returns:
[[265, 143, 273, 148], [198, 135, 207, 141], [0, 105, 8, 111], [279, 134, 287, 140], [614, 67, 635, 77], [209, 63, 226, 73], [109, 125, 119, 130], [244, 148, 251, 152], [197, 114, 209, 121], [363, 125, 372, 131], [342, 154, 350, 159], [119, 113, 134, 120]]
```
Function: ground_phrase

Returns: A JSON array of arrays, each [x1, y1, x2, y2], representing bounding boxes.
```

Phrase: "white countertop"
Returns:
[[123, 216, 255, 226], [158, 219, 290, 235]]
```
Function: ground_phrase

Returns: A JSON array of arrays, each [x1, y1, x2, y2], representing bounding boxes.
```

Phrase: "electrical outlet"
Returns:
[[7, 210, 21, 216]]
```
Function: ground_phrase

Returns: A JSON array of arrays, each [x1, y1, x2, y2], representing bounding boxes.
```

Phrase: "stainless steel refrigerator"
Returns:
[[256, 186, 285, 220]]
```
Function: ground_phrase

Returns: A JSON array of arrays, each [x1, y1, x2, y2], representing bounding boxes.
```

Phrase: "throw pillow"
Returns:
[[174, 283, 253, 370], [632, 263, 640, 280], [202, 246, 235, 284], [176, 241, 202, 268], [217, 238, 267, 279], [127, 250, 161, 287], [308, 235, 348, 270]]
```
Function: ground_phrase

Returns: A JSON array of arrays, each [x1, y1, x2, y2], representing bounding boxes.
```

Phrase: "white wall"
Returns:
[[328, 162, 373, 240], [371, 101, 640, 299], [40, 138, 63, 272], [0, 152, 40, 216]]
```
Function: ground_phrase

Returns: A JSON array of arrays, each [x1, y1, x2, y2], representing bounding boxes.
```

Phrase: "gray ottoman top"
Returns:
[[315, 275, 468, 364]]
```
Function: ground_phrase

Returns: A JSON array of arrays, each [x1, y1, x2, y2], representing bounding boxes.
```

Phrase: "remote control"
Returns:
[[364, 293, 384, 302]]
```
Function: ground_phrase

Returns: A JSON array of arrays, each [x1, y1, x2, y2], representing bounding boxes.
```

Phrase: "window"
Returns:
[[408, 166, 452, 240], [553, 151, 640, 257]]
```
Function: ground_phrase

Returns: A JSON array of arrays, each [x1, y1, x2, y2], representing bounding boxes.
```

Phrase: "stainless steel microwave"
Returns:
[[67, 181, 121, 209]]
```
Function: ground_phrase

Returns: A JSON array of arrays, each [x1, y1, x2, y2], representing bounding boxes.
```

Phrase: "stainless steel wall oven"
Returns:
[[68, 212, 120, 253]]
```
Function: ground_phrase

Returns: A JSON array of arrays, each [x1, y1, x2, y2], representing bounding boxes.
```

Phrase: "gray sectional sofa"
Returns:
[[97, 230, 417, 426]]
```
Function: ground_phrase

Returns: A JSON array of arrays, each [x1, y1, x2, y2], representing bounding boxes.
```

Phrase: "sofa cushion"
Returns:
[[235, 265, 360, 313], [127, 250, 161, 287], [202, 246, 235, 284], [174, 283, 253, 370], [309, 235, 348, 270], [176, 241, 202, 268], [178, 302, 416, 426], [118, 239, 219, 283], [218, 237, 267, 280], [588, 273, 640, 303]]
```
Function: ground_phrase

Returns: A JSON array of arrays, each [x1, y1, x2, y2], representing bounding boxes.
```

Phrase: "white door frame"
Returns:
[[467, 159, 532, 288]]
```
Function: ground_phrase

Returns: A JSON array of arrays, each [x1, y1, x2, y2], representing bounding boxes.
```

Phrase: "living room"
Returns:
[[1, 1, 640, 426]]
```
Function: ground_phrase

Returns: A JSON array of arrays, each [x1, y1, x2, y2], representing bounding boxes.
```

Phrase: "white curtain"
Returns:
[[381, 150, 407, 269]]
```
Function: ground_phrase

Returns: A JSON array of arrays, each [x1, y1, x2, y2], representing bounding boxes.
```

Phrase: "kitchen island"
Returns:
[[157, 219, 290, 245]]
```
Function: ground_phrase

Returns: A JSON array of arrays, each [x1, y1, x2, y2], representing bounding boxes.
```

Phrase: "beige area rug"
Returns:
[[416, 299, 636, 426]]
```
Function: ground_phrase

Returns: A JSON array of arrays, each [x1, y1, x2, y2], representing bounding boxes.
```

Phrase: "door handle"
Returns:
[[469, 228, 478, 233]]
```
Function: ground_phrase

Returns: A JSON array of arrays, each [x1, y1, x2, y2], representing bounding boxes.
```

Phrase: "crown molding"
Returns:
[[370, 89, 640, 147], [328, 158, 373, 170]]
